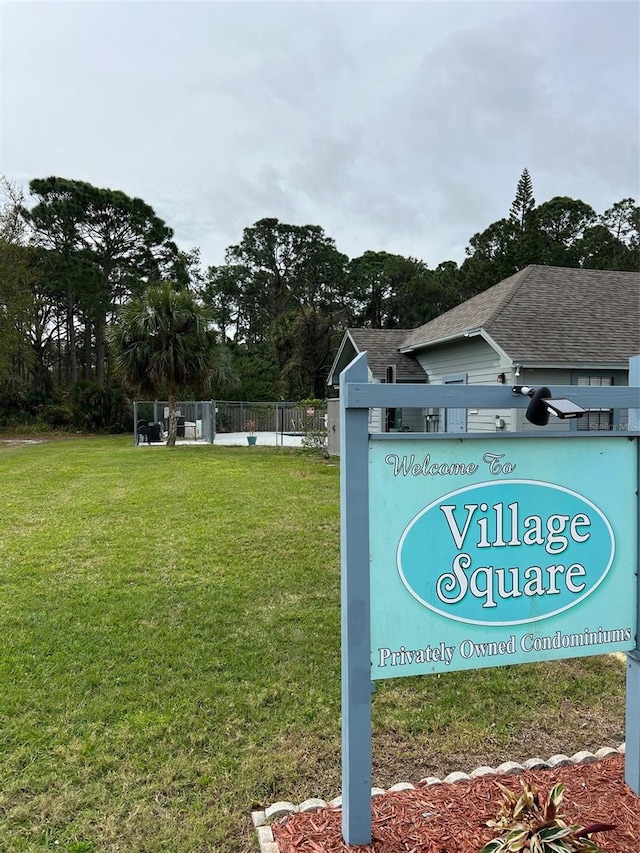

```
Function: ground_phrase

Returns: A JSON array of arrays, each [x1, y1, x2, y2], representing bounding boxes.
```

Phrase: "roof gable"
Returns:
[[327, 328, 425, 386], [348, 329, 426, 379]]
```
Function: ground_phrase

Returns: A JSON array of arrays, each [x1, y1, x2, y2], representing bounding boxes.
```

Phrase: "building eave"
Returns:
[[400, 331, 472, 353], [400, 328, 635, 376], [401, 328, 514, 366]]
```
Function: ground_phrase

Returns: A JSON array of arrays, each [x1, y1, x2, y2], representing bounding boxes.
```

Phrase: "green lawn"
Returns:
[[0, 438, 626, 852]]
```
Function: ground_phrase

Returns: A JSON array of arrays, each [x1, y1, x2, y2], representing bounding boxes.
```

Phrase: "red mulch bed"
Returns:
[[272, 753, 639, 852]]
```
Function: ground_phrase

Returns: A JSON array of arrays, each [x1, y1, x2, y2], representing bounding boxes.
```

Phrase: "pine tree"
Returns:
[[509, 168, 536, 230]]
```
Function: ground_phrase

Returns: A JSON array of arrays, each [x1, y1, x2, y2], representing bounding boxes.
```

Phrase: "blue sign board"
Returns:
[[370, 437, 637, 677], [339, 354, 640, 845]]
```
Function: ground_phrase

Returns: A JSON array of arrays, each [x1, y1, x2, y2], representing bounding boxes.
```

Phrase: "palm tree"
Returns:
[[109, 281, 233, 446]]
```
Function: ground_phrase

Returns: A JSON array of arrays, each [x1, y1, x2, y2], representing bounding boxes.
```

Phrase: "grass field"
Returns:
[[0, 437, 626, 852]]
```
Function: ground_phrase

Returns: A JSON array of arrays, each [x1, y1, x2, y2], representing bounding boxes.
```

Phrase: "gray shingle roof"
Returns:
[[402, 265, 640, 365], [347, 328, 425, 379]]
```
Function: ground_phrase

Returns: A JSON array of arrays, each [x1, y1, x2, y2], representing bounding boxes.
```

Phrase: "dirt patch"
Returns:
[[371, 700, 625, 787], [0, 438, 46, 445]]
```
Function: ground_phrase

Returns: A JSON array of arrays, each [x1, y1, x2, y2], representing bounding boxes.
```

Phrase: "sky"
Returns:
[[1, 0, 638, 271]]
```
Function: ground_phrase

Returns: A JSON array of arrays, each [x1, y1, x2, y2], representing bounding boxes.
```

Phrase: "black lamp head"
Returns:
[[512, 385, 586, 426], [526, 386, 552, 426]]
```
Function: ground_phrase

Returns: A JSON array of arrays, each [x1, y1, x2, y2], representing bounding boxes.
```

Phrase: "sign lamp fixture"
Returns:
[[512, 385, 586, 426]]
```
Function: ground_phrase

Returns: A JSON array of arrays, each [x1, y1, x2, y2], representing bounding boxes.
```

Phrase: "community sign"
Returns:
[[369, 436, 637, 678]]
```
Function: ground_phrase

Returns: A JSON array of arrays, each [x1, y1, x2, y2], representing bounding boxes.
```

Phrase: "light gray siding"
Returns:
[[369, 407, 384, 432], [368, 377, 384, 433], [414, 338, 510, 432], [571, 368, 629, 433], [415, 337, 501, 383]]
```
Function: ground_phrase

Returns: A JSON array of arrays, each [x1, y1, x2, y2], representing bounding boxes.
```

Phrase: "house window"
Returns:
[[575, 376, 613, 431]]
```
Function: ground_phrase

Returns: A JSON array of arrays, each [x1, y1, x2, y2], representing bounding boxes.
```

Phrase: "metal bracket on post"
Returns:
[[625, 354, 640, 794], [340, 352, 372, 845]]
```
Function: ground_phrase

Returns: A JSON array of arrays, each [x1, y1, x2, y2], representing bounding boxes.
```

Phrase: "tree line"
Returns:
[[0, 169, 637, 429]]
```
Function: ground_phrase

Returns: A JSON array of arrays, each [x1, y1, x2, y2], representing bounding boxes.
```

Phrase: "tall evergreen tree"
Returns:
[[26, 177, 179, 387], [216, 218, 350, 397], [509, 168, 536, 230], [348, 251, 440, 329], [0, 178, 36, 396], [461, 218, 521, 295], [0, 241, 37, 393], [0, 176, 28, 245]]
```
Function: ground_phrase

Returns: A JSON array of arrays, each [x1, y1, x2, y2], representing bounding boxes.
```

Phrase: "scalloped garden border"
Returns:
[[251, 743, 626, 853]]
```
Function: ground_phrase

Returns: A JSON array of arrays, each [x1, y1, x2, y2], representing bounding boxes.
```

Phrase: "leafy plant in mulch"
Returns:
[[479, 780, 615, 852]]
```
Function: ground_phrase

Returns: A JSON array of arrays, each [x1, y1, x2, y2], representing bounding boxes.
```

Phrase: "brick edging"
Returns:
[[251, 743, 625, 853]]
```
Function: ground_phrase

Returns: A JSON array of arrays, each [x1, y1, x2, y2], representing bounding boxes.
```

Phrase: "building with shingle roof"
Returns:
[[327, 264, 640, 438], [401, 265, 640, 368]]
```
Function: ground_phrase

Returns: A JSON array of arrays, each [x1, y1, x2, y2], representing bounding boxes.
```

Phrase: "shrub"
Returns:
[[300, 398, 327, 452], [41, 404, 72, 429], [68, 383, 130, 433], [480, 781, 614, 853]]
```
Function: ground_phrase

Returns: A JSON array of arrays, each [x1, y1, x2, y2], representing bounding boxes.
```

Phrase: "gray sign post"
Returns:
[[340, 354, 640, 846], [626, 354, 640, 793], [339, 352, 372, 843]]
